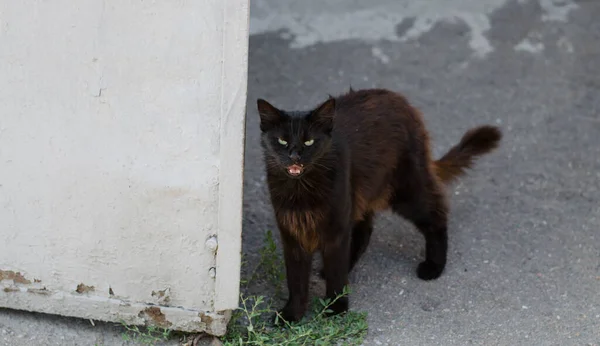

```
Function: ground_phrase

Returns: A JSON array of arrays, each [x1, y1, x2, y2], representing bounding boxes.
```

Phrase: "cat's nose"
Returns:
[[289, 152, 300, 162]]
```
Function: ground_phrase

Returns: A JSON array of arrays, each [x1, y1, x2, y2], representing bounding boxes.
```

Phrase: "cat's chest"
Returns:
[[275, 208, 325, 253], [268, 175, 334, 252], [276, 208, 325, 233]]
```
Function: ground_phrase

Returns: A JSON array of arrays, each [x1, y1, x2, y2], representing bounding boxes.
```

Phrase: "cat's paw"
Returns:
[[324, 296, 349, 317], [417, 261, 445, 280], [273, 305, 304, 325]]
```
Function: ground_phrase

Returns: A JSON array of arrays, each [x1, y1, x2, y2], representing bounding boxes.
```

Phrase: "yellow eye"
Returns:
[[304, 139, 314, 146], [278, 138, 288, 146]]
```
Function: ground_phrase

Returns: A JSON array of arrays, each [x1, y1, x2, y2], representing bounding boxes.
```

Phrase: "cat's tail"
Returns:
[[433, 125, 502, 185]]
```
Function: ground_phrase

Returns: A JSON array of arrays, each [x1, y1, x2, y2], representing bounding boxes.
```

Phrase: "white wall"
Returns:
[[0, 0, 248, 335]]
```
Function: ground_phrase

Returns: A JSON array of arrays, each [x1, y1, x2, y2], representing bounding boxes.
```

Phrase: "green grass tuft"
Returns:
[[222, 287, 368, 345], [120, 323, 171, 345], [243, 229, 286, 295], [223, 229, 369, 345]]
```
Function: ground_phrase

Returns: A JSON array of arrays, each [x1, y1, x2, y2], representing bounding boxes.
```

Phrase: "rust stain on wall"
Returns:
[[200, 313, 214, 326], [75, 283, 95, 294], [151, 288, 171, 305], [139, 306, 172, 328], [0, 270, 32, 284]]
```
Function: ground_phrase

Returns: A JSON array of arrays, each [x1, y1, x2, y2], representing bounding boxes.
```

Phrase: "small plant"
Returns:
[[227, 229, 369, 345], [222, 286, 368, 345], [245, 230, 285, 295], [120, 322, 171, 345], [239, 253, 250, 287], [260, 230, 286, 293]]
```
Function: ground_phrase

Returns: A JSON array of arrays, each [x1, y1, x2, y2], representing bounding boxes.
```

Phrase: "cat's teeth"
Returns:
[[287, 164, 303, 175]]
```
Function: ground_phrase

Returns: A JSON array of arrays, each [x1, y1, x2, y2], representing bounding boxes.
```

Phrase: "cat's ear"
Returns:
[[257, 99, 281, 132], [310, 97, 336, 132]]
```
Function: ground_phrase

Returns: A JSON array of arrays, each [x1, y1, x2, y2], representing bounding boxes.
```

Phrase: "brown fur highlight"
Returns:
[[352, 185, 393, 221], [276, 209, 323, 253], [434, 125, 503, 184]]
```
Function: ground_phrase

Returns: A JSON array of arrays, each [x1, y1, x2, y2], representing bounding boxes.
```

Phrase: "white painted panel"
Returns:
[[0, 0, 248, 334]]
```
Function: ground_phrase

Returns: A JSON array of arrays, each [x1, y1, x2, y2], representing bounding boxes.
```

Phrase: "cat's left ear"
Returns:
[[257, 99, 282, 132], [310, 97, 336, 133]]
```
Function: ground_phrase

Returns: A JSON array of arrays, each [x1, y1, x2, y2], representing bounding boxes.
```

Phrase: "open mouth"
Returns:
[[287, 164, 304, 176]]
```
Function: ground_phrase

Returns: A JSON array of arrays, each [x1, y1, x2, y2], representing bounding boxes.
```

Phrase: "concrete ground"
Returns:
[[2, 0, 599, 345]]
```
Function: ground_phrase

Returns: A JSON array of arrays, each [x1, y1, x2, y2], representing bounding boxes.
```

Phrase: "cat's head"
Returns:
[[257, 97, 335, 178]]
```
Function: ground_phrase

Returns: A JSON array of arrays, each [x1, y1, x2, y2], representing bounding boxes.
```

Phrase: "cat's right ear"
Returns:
[[257, 99, 281, 132], [310, 97, 336, 133]]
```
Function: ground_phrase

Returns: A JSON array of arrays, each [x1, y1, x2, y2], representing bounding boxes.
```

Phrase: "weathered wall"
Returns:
[[0, 0, 248, 334]]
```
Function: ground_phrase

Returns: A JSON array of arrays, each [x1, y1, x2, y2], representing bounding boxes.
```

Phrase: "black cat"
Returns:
[[257, 88, 502, 323]]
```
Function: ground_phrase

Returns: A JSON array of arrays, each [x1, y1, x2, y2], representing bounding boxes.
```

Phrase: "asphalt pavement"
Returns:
[[244, 0, 600, 345]]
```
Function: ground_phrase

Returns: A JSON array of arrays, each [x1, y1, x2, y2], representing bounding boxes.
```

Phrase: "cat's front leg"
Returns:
[[320, 225, 351, 316], [276, 230, 313, 324]]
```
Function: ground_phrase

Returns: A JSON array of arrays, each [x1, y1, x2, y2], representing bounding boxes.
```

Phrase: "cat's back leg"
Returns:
[[390, 159, 449, 280]]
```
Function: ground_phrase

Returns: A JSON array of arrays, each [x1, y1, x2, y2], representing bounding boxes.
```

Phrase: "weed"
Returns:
[[239, 253, 249, 287], [120, 322, 171, 345], [245, 229, 285, 295], [227, 229, 369, 345], [222, 286, 368, 345]]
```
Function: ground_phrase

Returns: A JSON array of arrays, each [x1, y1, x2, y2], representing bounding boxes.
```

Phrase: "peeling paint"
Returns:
[[200, 313, 214, 326], [75, 283, 95, 294], [139, 306, 172, 327], [151, 288, 171, 305], [151, 288, 167, 298], [0, 270, 32, 284], [34, 278, 42, 283], [1, 288, 232, 335]]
